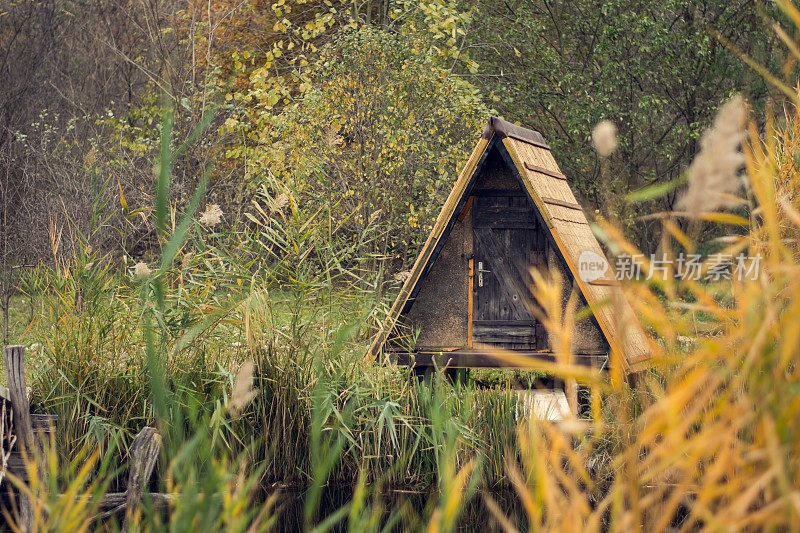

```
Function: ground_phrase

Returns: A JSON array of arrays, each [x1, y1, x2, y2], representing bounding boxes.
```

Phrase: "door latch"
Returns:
[[477, 261, 491, 287]]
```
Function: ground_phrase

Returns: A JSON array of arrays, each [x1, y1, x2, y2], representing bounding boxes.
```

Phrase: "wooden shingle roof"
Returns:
[[368, 117, 651, 372]]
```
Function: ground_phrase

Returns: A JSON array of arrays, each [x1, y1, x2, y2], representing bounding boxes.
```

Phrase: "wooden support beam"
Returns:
[[391, 350, 602, 368], [457, 196, 474, 221], [4, 345, 35, 531]]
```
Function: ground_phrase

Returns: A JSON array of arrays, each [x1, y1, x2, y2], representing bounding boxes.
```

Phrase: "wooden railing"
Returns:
[[1, 345, 167, 531]]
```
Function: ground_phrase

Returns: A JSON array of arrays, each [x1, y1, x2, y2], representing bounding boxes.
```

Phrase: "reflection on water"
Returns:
[[271, 485, 527, 532]]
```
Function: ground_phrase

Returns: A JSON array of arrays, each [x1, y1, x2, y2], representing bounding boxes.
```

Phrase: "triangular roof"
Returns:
[[367, 117, 651, 372]]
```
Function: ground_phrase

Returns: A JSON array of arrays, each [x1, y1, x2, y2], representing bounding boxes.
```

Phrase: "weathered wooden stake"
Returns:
[[3, 345, 34, 531], [123, 427, 162, 528], [566, 377, 579, 416]]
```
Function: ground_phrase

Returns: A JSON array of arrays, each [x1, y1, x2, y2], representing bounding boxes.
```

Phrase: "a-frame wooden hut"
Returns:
[[368, 117, 650, 373]]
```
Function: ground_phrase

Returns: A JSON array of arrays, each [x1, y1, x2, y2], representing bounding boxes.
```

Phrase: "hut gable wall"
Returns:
[[546, 246, 609, 355], [475, 148, 518, 190], [403, 213, 470, 348]]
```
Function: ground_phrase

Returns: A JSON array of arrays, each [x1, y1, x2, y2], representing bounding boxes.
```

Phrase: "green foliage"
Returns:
[[225, 24, 488, 271], [466, 0, 779, 249]]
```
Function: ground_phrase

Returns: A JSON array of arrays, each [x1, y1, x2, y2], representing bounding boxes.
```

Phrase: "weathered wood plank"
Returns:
[[473, 206, 537, 229], [474, 228, 535, 318], [6, 415, 58, 482], [472, 188, 526, 197], [472, 192, 545, 349], [589, 279, 619, 286], [473, 320, 537, 327], [0, 399, 15, 488], [4, 345, 35, 531], [92, 491, 174, 524], [3, 347, 32, 458], [464, 196, 474, 348], [473, 324, 538, 338]]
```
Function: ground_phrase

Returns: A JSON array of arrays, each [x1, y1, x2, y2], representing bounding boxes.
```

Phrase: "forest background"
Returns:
[[0, 1, 780, 331]]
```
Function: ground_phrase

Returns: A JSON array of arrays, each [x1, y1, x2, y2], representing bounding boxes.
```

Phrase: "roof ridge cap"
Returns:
[[481, 116, 549, 149]]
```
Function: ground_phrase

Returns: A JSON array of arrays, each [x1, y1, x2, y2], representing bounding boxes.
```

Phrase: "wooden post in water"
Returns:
[[3, 345, 34, 531]]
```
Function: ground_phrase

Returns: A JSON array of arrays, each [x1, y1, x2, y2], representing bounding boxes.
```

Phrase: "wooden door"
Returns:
[[472, 194, 546, 349]]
